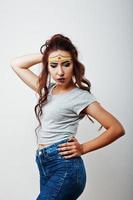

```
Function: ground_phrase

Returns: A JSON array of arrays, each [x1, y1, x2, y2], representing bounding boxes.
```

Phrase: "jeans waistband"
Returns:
[[36, 138, 69, 157]]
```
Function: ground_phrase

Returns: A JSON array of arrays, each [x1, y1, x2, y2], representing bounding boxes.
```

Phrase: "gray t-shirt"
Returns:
[[37, 82, 97, 146]]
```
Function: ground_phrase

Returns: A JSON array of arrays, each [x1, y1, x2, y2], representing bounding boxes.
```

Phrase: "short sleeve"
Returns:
[[73, 91, 97, 115]]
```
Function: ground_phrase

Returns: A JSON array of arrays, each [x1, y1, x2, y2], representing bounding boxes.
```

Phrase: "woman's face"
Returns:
[[48, 50, 74, 86]]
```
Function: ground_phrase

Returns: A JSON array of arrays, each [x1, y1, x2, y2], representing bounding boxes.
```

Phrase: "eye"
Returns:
[[50, 64, 57, 68], [63, 62, 71, 67]]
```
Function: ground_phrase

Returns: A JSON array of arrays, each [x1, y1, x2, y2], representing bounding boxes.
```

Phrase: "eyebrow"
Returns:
[[49, 61, 71, 65]]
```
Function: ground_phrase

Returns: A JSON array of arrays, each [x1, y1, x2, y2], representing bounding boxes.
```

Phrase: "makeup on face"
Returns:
[[48, 53, 73, 84], [49, 61, 71, 69], [48, 55, 72, 69], [48, 54, 72, 63]]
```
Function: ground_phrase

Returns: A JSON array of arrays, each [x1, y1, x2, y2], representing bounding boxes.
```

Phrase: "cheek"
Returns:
[[65, 65, 73, 73], [68, 68, 74, 76], [48, 67, 55, 74]]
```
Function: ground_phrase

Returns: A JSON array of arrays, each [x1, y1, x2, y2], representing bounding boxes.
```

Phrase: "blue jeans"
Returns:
[[35, 138, 87, 200]]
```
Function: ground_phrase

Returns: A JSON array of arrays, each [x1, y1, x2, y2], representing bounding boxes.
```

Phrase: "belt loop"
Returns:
[[42, 148, 44, 155], [42, 148, 47, 157]]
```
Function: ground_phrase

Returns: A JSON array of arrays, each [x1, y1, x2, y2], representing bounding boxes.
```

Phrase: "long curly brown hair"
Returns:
[[34, 33, 102, 144]]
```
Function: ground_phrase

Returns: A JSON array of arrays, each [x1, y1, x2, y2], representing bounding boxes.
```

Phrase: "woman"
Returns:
[[10, 34, 125, 200]]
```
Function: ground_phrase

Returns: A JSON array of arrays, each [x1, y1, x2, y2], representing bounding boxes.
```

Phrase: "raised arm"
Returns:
[[10, 53, 43, 93]]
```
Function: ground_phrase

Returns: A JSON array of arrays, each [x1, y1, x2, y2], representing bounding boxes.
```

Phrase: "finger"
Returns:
[[64, 155, 73, 159], [58, 142, 75, 147], [64, 153, 78, 159], [59, 146, 74, 152], [67, 139, 75, 144], [68, 136, 75, 141], [68, 138, 78, 144], [59, 150, 74, 155]]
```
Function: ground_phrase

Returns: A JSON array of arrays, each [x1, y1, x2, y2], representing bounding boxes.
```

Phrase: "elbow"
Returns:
[[118, 123, 126, 136], [113, 124, 126, 138], [10, 58, 19, 68], [119, 128, 125, 137], [108, 124, 126, 140]]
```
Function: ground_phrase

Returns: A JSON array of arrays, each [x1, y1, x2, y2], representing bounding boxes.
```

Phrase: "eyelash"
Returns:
[[50, 63, 71, 68]]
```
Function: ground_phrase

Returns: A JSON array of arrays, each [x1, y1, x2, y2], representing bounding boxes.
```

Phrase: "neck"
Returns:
[[55, 80, 76, 91]]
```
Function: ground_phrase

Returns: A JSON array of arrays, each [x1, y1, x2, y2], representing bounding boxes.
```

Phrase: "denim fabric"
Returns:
[[35, 138, 87, 200]]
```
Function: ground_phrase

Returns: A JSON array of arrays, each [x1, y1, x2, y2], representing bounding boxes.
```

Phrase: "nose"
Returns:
[[57, 65, 64, 76]]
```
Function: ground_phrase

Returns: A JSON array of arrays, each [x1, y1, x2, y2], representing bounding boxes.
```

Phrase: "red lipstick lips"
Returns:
[[57, 78, 65, 82]]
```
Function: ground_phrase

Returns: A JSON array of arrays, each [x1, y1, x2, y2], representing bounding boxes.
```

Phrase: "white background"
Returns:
[[0, 0, 132, 199]]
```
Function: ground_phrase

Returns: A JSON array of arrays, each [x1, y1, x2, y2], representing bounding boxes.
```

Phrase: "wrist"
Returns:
[[80, 143, 86, 155]]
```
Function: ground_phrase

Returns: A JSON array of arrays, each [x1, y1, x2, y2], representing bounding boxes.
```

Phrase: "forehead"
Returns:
[[48, 50, 72, 63], [48, 50, 71, 58]]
